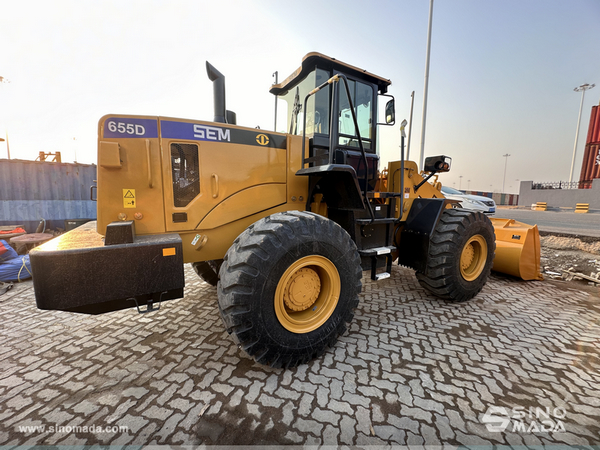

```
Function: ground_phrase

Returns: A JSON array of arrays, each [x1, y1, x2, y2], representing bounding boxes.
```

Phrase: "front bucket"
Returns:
[[490, 218, 544, 281]]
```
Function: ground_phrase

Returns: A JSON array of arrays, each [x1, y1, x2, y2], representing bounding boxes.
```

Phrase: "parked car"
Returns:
[[441, 186, 496, 214]]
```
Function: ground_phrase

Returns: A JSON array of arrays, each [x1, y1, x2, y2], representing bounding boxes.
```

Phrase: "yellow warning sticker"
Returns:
[[123, 189, 136, 208]]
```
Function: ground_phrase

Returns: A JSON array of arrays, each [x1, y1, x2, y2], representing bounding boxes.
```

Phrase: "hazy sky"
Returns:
[[1, 0, 599, 193]]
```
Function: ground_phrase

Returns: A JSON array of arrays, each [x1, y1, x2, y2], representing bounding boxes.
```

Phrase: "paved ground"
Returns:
[[494, 207, 600, 237], [1, 264, 599, 447]]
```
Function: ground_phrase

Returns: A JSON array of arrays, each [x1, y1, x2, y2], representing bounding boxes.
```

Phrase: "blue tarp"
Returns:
[[0, 239, 32, 282]]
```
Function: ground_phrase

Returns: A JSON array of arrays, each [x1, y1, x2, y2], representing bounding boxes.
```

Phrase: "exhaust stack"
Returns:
[[206, 62, 236, 125]]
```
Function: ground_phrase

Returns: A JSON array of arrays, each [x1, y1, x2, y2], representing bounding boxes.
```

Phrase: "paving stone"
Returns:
[[322, 424, 339, 444], [258, 393, 284, 409], [280, 401, 295, 426], [342, 392, 371, 408], [168, 398, 194, 413], [388, 413, 420, 434], [413, 397, 445, 415], [339, 415, 357, 445], [122, 387, 149, 399], [327, 399, 354, 415], [293, 417, 323, 435], [1, 266, 598, 447], [22, 370, 51, 383], [143, 405, 172, 421], [273, 386, 301, 401], [400, 405, 432, 423], [72, 400, 100, 416], [155, 412, 184, 443], [283, 430, 303, 443], [298, 392, 312, 416], [116, 414, 149, 434]]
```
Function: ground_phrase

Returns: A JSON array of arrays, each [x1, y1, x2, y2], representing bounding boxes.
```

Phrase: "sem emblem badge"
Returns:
[[256, 134, 269, 146]]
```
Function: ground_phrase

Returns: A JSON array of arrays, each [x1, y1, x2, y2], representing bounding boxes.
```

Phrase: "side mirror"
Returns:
[[424, 155, 452, 173], [385, 99, 395, 124]]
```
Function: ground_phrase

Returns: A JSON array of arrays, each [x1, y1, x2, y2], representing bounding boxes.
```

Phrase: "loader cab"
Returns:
[[270, 53, 393, 189]]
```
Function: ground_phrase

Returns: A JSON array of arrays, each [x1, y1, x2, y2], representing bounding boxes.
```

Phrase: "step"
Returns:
[[374, 272, 391, 281], [355, 217, 397, 225], [358, 246, 395, 257]]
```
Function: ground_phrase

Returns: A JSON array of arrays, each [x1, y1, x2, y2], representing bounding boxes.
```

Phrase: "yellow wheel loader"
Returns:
[[30, 53, 541, 368]]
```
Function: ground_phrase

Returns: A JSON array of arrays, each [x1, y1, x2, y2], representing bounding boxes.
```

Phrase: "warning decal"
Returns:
[[123, 189, 136, 208]]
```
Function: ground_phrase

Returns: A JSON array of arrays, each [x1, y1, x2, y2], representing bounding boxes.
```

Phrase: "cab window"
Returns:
[[338, 80, 373, 150], [171, 143, 200, 207], [276, 68, 330, 137]]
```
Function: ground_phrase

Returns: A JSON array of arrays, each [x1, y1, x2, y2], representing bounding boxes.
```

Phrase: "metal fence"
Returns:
[[531, 181, 593, 190]]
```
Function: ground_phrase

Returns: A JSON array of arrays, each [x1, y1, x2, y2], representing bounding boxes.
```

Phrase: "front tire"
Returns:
[[217, 211, 362, 368], [416, 209, 495, 302]]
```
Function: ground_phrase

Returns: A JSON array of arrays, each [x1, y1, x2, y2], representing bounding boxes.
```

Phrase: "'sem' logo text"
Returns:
[[193, 124, 231, 142]]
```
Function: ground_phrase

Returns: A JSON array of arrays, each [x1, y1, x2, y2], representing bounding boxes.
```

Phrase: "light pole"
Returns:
[[1, 77, 10, 159], [570, 84, 595, 183], [467, 179, 471, 190], [272, 71, 278, 131], [418, 0, 434, 170], [459, 175, 463, 190], [502, 153, 510, 193]]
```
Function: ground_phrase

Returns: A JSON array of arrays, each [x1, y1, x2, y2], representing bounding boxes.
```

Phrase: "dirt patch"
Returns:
[[541, 235, 600, 254], [540, 233, 600, 288]]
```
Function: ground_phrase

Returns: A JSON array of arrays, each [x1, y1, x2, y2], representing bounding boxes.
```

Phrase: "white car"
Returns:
[[441, 186, 496, 214]]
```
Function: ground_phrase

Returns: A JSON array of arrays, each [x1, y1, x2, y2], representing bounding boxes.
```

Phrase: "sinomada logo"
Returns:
[[482, 406, 567, 433], [481, 406, 511, 432]]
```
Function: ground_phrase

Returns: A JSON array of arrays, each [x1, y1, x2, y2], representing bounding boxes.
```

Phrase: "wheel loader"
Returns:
[[30, 52, 542, 368]]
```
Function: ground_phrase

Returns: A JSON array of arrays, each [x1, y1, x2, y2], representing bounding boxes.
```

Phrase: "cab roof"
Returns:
[[269, 52, 392, 96]]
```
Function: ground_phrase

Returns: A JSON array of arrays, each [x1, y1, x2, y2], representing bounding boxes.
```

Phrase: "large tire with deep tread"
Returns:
[[416, 209, 495, 302], [217, 211, 362, 368]]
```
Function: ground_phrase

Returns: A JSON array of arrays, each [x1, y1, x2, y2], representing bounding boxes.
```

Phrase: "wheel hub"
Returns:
[[274, 255, 341, 334], [459, 234, 487, 281], [283, 268, 321, 311], [461, 243, 475, 270]]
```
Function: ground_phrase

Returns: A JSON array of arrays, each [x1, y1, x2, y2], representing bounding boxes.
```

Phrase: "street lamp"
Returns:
[[459, 175, 463, 190], [502, 154, 510, 193], [467, 179, 471, 190], [570, 83, 595, 183], [0, 135, 8, 159], [1, 77, 11, 159], [418, 0, 435, 170]]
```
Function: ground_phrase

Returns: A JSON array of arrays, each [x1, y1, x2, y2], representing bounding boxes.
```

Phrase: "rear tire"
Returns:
[[416, 209, 495, 302], [218, 211, 362, 368]]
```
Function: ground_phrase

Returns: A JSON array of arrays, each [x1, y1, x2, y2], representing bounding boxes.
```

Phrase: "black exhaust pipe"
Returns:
[[206, 62, 227, 124]]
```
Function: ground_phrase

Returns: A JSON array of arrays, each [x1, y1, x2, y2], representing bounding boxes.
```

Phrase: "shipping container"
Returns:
[[580, 104, 600, 186], [585, 105, 600, 145], [0, 159, 96, 232], [579, 143, 600, 186]]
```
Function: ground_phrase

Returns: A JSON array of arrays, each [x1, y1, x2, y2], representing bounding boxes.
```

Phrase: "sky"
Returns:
[[1, 0, 599, 194]]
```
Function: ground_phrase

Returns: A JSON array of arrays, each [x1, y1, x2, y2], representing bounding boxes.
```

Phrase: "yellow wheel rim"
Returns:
[[274, 255, 341, 334], [460, 234, 487, 281]]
